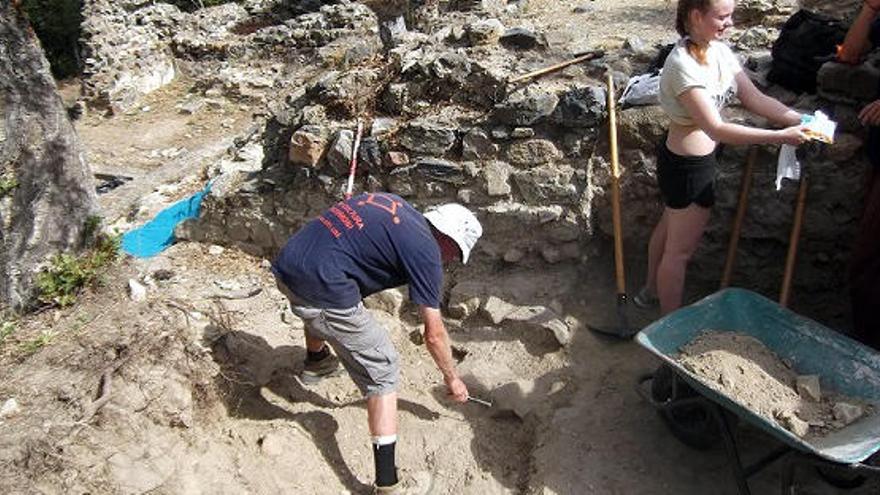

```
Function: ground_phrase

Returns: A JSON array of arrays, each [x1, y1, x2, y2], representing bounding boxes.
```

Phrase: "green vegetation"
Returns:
[[0, 320, 15, 345], [20, 0, 83, 79], [36, 230, 121, 308], [19, 330, 55, 354], [0, 174, 18, 198]]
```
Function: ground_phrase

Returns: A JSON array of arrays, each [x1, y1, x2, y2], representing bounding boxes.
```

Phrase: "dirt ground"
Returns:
[[2, 1, 879, 494]]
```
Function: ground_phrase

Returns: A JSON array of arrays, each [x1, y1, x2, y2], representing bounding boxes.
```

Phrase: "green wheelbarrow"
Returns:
[[635, 288, 880, 494]]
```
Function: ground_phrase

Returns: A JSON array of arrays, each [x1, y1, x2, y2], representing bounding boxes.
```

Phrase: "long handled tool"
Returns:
[[720, 146, 757, 288], [344, 119, 364, 200], [507, 50, 605, 84], [590, 73, 637, 339], [779, 173, 808, 307]]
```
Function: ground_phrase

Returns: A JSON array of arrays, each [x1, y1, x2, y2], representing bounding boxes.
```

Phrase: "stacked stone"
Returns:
[[170, 3, 869, 325], [80, 0, 179, 114]]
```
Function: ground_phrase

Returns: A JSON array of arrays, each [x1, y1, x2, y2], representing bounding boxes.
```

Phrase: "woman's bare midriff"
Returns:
[[666, 122, 718, 156]]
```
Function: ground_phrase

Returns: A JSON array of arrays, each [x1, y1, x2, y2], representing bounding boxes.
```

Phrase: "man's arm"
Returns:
[[839, 2, 880, 64], [419, 305, 468, 403]]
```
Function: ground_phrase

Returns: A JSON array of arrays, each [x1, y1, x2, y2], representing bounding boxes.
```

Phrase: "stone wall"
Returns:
[[165, 1, 870, 325], [80, 0, 179, 113]]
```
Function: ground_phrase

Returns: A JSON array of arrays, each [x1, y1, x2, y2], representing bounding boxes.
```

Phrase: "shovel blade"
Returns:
[[588, 295, 639, 339]]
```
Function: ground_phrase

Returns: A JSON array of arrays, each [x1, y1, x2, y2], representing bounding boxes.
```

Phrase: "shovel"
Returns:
[[720, 146, 757, 288], [590, 73, 637, 339]]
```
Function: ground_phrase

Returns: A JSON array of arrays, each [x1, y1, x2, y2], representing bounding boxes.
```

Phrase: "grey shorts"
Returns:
[[276, 279, 399, 397]]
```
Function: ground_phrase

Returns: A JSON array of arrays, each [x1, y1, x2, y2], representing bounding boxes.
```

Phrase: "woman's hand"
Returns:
[[777, 125, 809, 146], [859, 100, 880, 126]]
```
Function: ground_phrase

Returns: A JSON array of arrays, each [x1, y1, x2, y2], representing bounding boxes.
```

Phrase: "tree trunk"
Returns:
[[0, 3, 98, 310]]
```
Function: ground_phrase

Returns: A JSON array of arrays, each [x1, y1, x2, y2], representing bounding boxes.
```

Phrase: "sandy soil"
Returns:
[[2, 1, 879, 494]]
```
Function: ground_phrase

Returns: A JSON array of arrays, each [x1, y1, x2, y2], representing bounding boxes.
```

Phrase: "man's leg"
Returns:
[[317, 304, 402, 489], [368, 392, 399, 488], [275, 277, 342, 381]]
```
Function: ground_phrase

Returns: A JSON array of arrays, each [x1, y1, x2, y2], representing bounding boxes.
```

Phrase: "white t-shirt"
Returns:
[[659, 39, 742, 127]]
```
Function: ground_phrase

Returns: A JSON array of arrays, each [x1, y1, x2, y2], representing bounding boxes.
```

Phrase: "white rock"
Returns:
[[543, 318, 572, 347], [796, 375, 821, 402], [481, 296, 516, 324], [128, 279, 147, 302], [364, 288, 405, 316], [0, 398, 19, 419], [491, 379, 538, 419], [260, 432, 287, 457], [208, 245, 225, 255], [777, 411, 809, 437], [833, 402, 864, 426]]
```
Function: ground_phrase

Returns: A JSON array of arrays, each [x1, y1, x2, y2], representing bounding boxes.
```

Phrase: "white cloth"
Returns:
[[776, 144, 800, 191], [659, 39, 742, 126], [620, 71, 661, 107]]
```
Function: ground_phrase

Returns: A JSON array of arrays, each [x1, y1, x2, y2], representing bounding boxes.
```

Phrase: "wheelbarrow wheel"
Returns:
[[651, 364, 721, 451], [815, 467, 866, 489]]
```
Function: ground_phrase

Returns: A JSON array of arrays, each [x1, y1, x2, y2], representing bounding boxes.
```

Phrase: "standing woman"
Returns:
[[633, 0, 808, 314]]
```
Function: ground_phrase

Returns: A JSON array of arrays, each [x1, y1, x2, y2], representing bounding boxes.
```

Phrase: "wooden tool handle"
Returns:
[[508, 50, 604, 84], [720, 146, 757, 288], [780, 175, 808, 308], [607, 73, 626, 296]]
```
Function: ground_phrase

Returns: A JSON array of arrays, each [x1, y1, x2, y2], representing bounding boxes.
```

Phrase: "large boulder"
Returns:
[[0, 5, 98, 309]]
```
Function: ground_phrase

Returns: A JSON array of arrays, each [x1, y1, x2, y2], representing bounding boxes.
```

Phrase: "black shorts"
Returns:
[[656, 140, 717, 209]]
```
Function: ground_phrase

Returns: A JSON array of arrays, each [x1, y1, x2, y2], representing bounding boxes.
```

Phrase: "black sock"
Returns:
[[306, 346, 329, 362], [373, 442, 398, 487]]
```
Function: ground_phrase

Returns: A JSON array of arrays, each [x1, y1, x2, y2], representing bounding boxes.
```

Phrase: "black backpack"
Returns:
[[767, 10, 847, 93]]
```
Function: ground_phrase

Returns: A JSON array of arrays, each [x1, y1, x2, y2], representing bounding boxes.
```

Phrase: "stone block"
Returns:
[[551, 85, 606, 128], [777, 411, 809, 437], [817, 60, 880, 104], [499, 27, 545, 50], [795, 375, 821, 402], [462, 128, 498, 160], [493, 88, 558, 126], [466, 19, 505, 45], [288, 125, 328, 168], [326, 129, 354, 175], [513, 165, 577, 202], [415, 158, 465, 184], [448, 281, 485, 319], [833, 402, 864, 426], [506, 139, 562, 167], [364, 287, 406, 316], [482, 295, 517, 324], [491, 379, 538, 418], [385, 151, 410, 168], [483, 161, 512, 196], [398, 120, 457, 155]]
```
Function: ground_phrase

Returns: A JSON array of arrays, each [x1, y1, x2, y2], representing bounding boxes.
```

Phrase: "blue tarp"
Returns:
[[122, 184, 211, 258]]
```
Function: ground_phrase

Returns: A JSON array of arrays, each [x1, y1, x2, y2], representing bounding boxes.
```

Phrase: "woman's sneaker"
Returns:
[[300, 352, 342, 385], [632, 287, 659, 309]]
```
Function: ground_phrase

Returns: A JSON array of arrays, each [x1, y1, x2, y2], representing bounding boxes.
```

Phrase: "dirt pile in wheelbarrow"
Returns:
[[678, 332, 874, 439]]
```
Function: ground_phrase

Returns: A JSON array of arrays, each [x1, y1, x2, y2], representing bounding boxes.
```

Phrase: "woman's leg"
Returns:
[[656, 205, 711, 314], [644, 210, 670, 295]]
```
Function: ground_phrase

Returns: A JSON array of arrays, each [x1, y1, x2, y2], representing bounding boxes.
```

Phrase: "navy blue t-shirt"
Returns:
[[272, 192, 443, 309]]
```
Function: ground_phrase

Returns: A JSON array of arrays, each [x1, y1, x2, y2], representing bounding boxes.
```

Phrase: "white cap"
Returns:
[[423, 203, 483, 264]]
